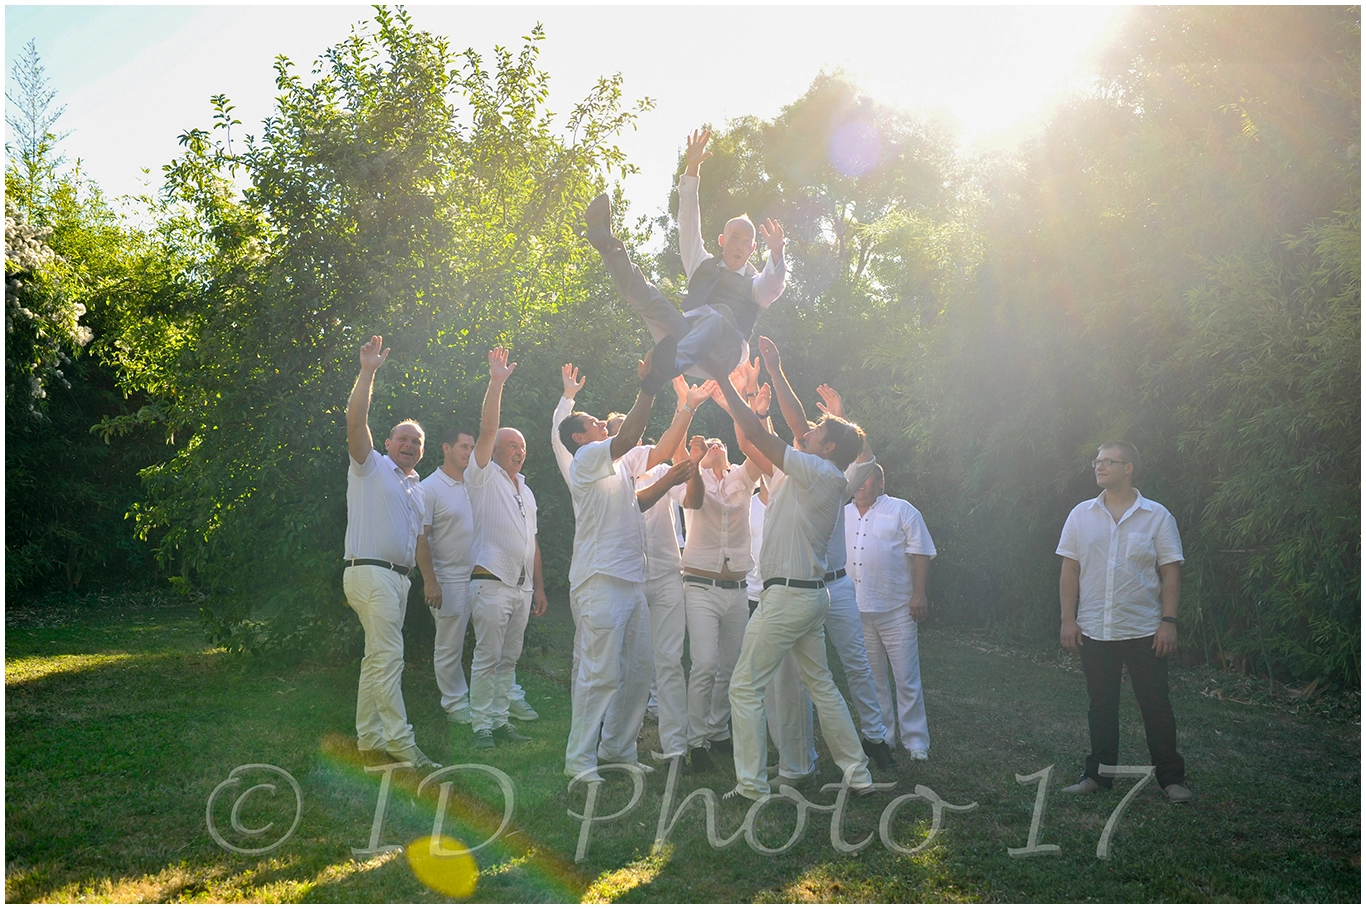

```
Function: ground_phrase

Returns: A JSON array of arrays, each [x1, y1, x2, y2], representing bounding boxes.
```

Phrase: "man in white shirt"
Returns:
[[342, 335, 439, 769], [712, 351, 876, 801], [558, 351, 695, 781], [465, 347, 548, 750], [846, 464, 937, 759], [420, 427, 477, 723], [677, 434, 761, 772], [552, 365, 707, 766], [584, 128, 787, 383], [1057, 441, 1192, 803]]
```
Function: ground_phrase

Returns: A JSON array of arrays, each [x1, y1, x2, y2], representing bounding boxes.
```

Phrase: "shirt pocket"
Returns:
[[1126, 532, 1156, 567], [872, 514, 901, 540]]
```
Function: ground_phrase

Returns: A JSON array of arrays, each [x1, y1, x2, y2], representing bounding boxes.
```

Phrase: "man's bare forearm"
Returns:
[[610, 389, 654, 461]]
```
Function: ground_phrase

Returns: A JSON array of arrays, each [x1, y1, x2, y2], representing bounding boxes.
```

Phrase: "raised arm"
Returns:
[[757, 336, 811, 445], [678, 128, 712, 280], [718, 373, 788, 470], [610, 352, 659, 461], [638, 459, 697, 512], [474, 346, 516, 469], [754, 218, 787, 306], [649, 376, 713, 470], [551, 363, 585, 482], [682, 435, 705, 510], [347, 336, 388, 464]]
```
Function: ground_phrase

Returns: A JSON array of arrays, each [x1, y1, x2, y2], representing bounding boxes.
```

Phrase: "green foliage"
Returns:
[[115, 10, 655, 658]]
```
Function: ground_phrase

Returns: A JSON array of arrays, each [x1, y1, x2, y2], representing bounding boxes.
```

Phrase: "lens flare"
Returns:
[[405, 835, 478, 898], [828, 119, 883, 177]]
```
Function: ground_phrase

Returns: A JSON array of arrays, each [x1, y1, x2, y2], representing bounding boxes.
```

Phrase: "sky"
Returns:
[[5, 4, 1132, 224]]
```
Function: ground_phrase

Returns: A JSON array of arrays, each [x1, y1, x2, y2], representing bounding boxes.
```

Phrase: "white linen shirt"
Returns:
[[681, 464, 759, 574], [551, 395, 575, 486], [758, 448, 847, 582], [678, 174, 787, 305], [745, 492, 767, 599], [420, 468, 474, 584], [345, 450, 427, 567], [845, 495, 937, 613], [1056, 490, 1184, 641], [567, 438, 648, 590], [634, 455, 685, 580], [465, 456, 537, 590]]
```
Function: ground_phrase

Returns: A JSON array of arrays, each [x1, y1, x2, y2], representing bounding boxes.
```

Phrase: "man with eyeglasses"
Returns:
[[465, 347, 548, 751], [1057, 441, 1192, 803]]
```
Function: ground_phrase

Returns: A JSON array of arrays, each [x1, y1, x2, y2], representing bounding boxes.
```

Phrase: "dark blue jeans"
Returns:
[[1078, 634, 1185, 788]]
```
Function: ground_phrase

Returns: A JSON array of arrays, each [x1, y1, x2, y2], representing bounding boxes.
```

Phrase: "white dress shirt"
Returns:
[[1056, 490, 1184, 641], [634, 454, 684, 580], [681, 463, 759, 574], [745, 492, 767, 599], [567, 439, 649, 590], [845, 495, 937, 612], [678, 174, 787, 306], [465, 456, 537, 590], [421, 467, 474, 584], [551, 395, 575, 485], [345, 450, 427, 567], [758, 448, 847, 582]]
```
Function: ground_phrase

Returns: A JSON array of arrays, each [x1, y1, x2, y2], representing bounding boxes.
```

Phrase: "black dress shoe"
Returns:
[[862, 737, 896, 771], [686, 746, 714, 773], [709, 737, 733, 756], [583, 193, 618, 253]]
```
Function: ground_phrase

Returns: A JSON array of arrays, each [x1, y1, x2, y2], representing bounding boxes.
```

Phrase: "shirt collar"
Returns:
[[1085, 489, 1151, 517], [379, 452, 417, 479], [433, 467, 464, 487]]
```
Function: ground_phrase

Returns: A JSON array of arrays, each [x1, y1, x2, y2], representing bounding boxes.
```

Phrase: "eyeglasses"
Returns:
[[513, 492, 526, 518], [1091, 458, 1128, 469]]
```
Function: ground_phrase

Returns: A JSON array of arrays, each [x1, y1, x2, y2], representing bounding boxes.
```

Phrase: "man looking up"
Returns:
[[343, 335, 439, 769], [846, 463, 937, 760], [712, 343, 875, 801], [1057, 441, 1192, 803], [559, 350, 695, 781], [465, 347, 548, 750], [583, 128, 787, 383]]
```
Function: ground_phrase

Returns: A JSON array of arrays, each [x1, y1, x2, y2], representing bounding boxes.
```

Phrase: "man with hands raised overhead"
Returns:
[[583, 127, 788, 384]]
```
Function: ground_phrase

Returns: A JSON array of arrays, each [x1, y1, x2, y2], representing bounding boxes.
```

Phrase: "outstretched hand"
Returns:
[[759, 219, 785, 261], [753, 383, 772, 416], [359, 335, 390, 372], [757, 335, 781, 372], [489, 346, 517, 383], [687, 380, 716, 410], [562, 363, 586, 398], [815, 384, 845, 420], [684, 128, 713, 172]]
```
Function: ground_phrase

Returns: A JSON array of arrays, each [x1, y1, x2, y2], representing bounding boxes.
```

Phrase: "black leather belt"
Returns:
[[345, 558, 413, 576], [823, 568, 847, 582], [471, 569, 527, 585], [683, 575, 743, 590], [763, 577, 826, 591]]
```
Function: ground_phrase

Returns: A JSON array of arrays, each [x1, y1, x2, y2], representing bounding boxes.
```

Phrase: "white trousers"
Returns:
[[468, 579, 532, 733], [861, 608, 930, 752], [432, 577, 472, 712], [765, 652, 817, 776], [824, 576, 890, 743], [683, 580, 749, 747], [343, 565, 416, 752], [646, 571, 689, 757], [565, 574, 652, 775], [729, 585, 873, 799]]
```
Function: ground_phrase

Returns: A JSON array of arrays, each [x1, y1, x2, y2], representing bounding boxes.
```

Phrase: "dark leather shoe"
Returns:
[[492, 723, 532, 744], [686, 746, 714, 773], [640, 335, 679, 395], [709, 737, 733, 756], [584, 193, 618, 253], [862, 737, 896, 771]]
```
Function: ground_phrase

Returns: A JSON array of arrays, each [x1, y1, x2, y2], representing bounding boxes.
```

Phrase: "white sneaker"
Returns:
[[722, 786, 758, 802], [508, 697, 540, 721], [447, 703, 473, 724], [908, 749, 929, 761], [1163, 783, 1194, 803], [1062, 775, 1105, 795], [387, 745, 441, 770]]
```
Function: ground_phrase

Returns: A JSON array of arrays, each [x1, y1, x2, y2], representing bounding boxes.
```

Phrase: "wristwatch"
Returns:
[[1160, 616, 1178, 625]]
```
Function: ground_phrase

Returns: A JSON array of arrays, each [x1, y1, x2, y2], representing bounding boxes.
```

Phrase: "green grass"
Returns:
[[5, 592, 1359, 902]]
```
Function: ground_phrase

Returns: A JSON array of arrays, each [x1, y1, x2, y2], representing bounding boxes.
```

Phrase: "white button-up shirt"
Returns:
[[465, 456, 537, 590], [421, 467, 474, 585], [758, 448, 847, 582], [634, 455, 684, 580], [567, 439, 648, 590], [344, 450, 427, 567], [1056, 490, 1184, 641], [845, 495, 937, 613], [681, 463, 759, 574], [745, 491, 767, 599]]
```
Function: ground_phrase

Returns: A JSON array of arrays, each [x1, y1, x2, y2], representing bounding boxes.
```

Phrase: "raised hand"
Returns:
[[815, 383, 846, 419], [759, 218, 785, 261], [664, 458, 697, 487], [688, 379, 717, 410], [359, 335, 390, 372], [737, 356, 761, 394], [687, 434, 706, 463], [638, 348, 654, 382], [684, 128, 713, 173], [753, 382, 772, 416], [488, 346, 517, 383], [562, 363, 586, 399], [757, 335, 781, 372]]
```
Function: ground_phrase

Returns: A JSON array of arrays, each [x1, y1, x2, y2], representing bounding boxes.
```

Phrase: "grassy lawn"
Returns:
[[5, 592, 1359, 903]]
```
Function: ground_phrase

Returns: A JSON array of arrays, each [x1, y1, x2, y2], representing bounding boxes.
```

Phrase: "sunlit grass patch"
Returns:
[[5, 651, 138, 686], [581, 845, 672, 903]]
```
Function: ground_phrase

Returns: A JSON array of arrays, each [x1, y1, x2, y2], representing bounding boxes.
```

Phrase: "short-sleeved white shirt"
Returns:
[[758, 448, 847, 582], [345, 450, 427, 566], [745, 491, 767, 599], [633, 453, 684, 579], [1056, 490, 1184, 641], [421, 468, 474, 584], [681, 464, 759, 574], [567, 439, 648, 590], [823, 458, 878, 573], [465, 456, 537, 590], [845, 495, 937, 613]]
